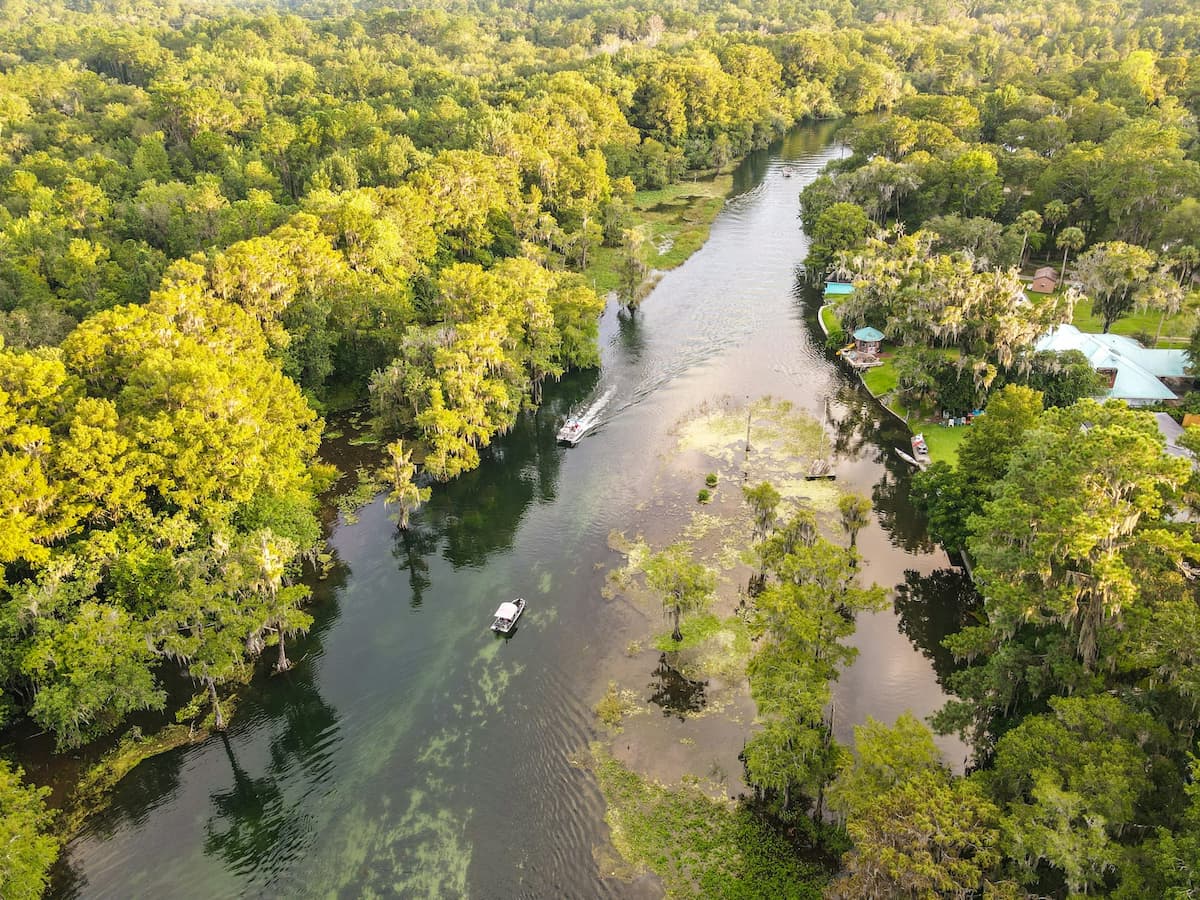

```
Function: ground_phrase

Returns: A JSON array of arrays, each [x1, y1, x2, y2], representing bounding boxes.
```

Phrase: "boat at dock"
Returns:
[[805, 459, 836, 481], [491, 598, 526, 633], [897, 434, 931, 470]]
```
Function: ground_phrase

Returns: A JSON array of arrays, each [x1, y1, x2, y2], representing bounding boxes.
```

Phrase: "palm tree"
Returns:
[[1057, 226, 1085, 280]]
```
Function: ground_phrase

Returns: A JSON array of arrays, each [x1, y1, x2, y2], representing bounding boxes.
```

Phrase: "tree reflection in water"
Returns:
[[204, 732, 314, 881], [647, 654, 708, 720], [893, 567, 981, 688]]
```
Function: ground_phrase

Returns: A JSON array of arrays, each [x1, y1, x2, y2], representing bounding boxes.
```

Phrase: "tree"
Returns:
[[829, 771, 1003, 899], [743, 481, 782, 543], [643, 543, 715, 642], [1057, 225, 1085, 278], [617, 227, 649, 316], [383, 439, 431, 530], [1075, 241, 1156, 332], [837, 492, 871, 549], [988, 695, 1163, 894], [1136, 266, 1187, 346], [0, 761, 58, 900], [827, 712, 946, 822], [244, 531, 312, 674], [1010, 209, 1043, 269], [804, 202, 870, 282]]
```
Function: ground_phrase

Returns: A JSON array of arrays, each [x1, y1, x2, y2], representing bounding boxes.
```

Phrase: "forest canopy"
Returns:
[[3, 0, 1200, 895]]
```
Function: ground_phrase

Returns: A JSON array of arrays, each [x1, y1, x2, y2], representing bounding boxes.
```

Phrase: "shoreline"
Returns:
[[820, 302, 966, 465], [586, 170, 736, 299]]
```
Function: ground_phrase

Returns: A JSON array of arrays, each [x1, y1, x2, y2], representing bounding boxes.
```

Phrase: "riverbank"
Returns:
[[586, 172, 734, 296], [818, 304, 966, 466]]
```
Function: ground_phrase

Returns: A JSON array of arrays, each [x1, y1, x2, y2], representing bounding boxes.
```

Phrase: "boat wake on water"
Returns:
[[557, 386, 616, 445]]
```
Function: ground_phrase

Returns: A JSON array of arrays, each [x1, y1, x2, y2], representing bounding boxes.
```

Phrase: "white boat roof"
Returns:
[[494, 601, 521, 619]]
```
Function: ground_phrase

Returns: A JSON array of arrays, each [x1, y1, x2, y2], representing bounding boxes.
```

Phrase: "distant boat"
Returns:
[[782, 166, 795, 177], [491, 598, 526, 634], [557, 418, 584, 446]]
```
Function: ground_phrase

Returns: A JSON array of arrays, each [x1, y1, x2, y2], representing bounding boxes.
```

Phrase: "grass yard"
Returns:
[[918, 424, 969, 466], [861, 357, 898, 396], [586, 173, 734, 295], [1051, 293, 1197, 347], [819, 305, 842, 337]]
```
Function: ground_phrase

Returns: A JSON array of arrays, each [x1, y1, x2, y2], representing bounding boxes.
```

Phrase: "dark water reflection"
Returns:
[[894, 568, 982, 688], [647, 655, 708, 720], [49, 122, 974, 898]]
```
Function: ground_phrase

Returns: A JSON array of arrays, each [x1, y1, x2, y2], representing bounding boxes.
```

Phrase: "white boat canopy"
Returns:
[[494, 602, 521, 620]]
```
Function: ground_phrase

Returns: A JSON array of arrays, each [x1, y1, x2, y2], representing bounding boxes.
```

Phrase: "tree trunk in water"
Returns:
[[208, 678, 225, 730], [276, 631, 291, 673]]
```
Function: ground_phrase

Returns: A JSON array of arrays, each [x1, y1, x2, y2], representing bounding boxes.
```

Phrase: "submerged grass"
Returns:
[[58, 724, 203, 838], [586, 174, 733, 295], [590, 745, 828, 899]]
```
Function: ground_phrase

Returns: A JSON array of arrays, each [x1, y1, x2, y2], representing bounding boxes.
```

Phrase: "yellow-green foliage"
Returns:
[[590, 746, 828, 898]]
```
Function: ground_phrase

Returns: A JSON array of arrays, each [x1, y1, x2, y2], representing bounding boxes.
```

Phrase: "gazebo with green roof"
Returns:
[[852, 326, 884, 356]]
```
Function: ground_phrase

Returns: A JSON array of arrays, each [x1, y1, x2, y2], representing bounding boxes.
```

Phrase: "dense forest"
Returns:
[[2, 0, 1200, 895]]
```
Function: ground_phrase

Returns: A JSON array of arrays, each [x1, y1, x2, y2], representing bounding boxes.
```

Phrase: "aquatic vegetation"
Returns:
[[697, 488, 712, 503], [651, 614, 752, 681], [595, 682, 643, 732], [590, 746, 828, 899], [335, 467, 386, 523]]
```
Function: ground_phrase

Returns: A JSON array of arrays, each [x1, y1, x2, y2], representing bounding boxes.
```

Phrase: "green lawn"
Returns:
[[861, 357, 898, 396], [819, 305, 842, 337], [585, 173, 734, 295], [1037, 291, 1197, 347], [919, 424, 969, 467]]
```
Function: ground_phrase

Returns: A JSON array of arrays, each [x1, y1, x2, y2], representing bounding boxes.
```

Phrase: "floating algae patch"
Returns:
[[378, 788, 472, 899], [773, 478, 840, 511], [676, 397, 829, 473], [681, 511, 725, 543], [589, 745, 828, 899]]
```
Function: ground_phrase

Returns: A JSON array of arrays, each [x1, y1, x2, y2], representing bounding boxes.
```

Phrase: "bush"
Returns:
[[595, 681, 625, 727], [705, 473, 719, 487], [698, 489, 713, 503], [825, 328, 847, 351]]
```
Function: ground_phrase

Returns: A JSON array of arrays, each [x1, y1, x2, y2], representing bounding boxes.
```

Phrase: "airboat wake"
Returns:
[[557, 387, 616, 446]]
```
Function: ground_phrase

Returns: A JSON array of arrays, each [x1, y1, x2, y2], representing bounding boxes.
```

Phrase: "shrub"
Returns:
[[705, 473, 719, 487], [698, 489, 712, 503]]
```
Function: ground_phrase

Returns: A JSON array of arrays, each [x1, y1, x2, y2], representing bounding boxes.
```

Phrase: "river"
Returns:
[[50, 122, 974, 898]]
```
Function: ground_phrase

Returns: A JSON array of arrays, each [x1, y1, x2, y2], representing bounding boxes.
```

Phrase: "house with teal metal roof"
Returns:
[[1034, 324, 1192, 406]]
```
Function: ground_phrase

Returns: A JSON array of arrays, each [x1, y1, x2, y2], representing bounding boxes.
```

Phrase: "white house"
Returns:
[[1034, 324, 1192, 406]]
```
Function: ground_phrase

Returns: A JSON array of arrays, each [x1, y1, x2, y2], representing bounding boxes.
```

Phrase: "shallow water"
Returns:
[[49, 123, 971, 898]]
